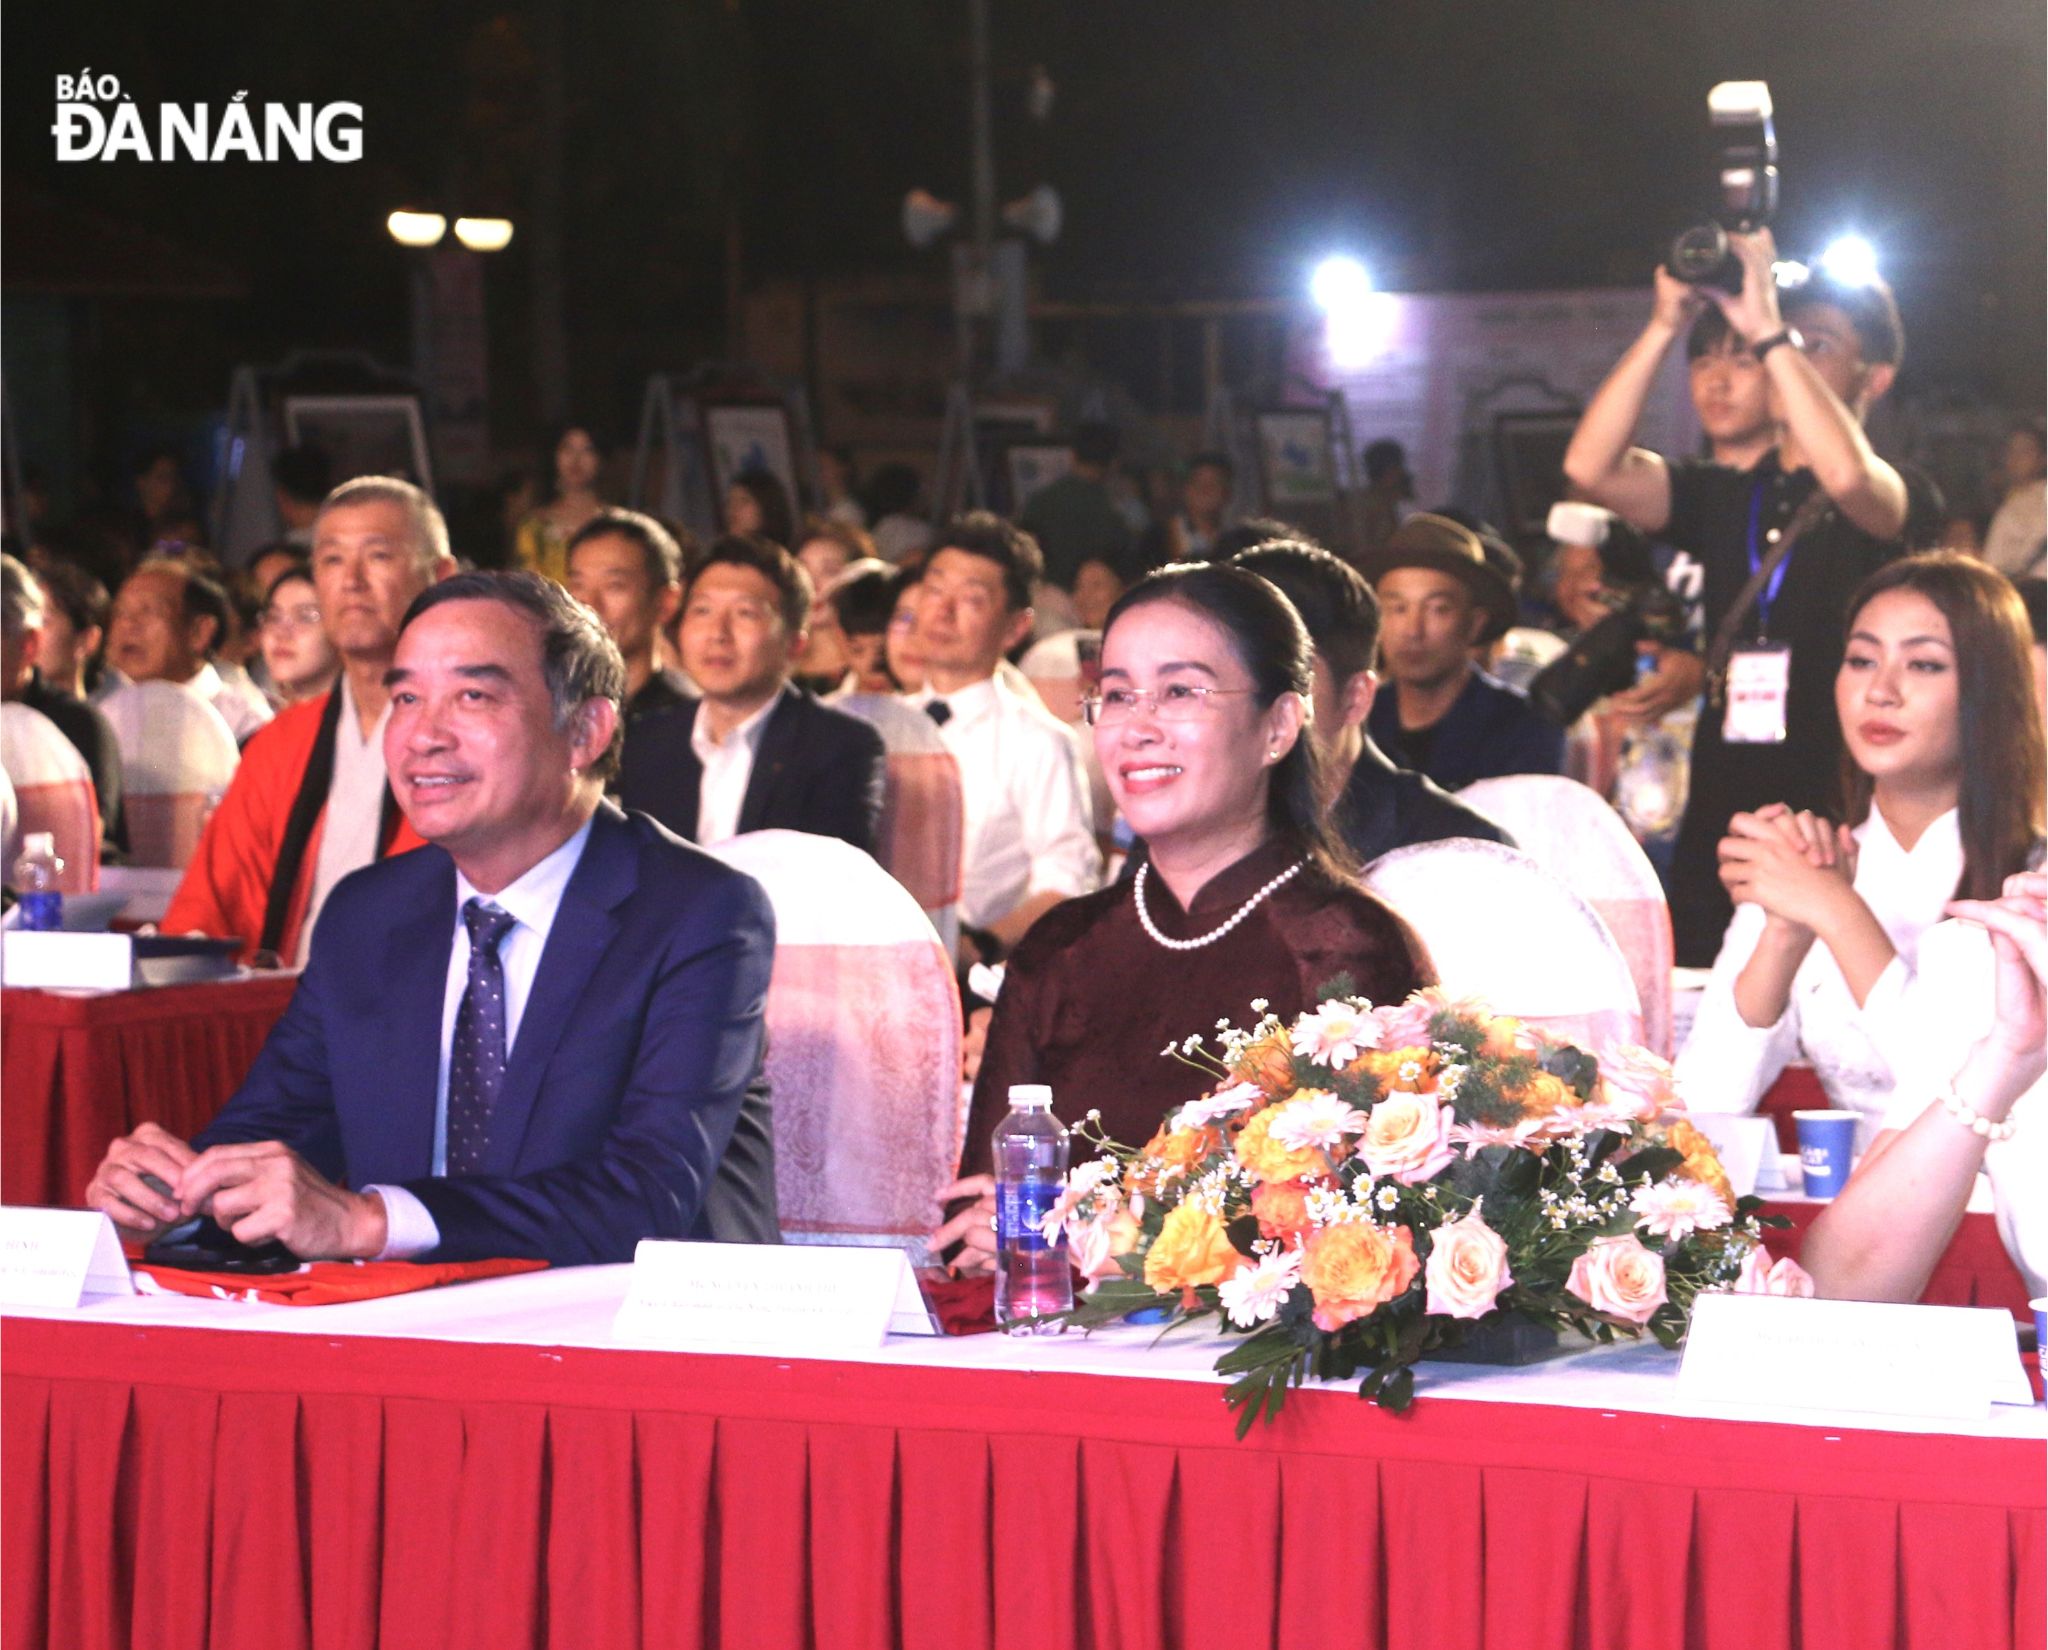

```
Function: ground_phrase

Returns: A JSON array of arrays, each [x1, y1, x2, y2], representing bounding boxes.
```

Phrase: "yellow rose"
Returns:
[[1234, 1102, 1327, 1184], [1517, 1071, 1577, 1118], [1664, 1118, 1735, 1207], [1300, 1222, 1420, 1331], [1142, 1202, 1244, 1294]]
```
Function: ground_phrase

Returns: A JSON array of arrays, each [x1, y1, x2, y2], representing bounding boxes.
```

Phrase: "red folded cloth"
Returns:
[[916, 1268, 997, 1335], [131, 1255, 547, 1306]]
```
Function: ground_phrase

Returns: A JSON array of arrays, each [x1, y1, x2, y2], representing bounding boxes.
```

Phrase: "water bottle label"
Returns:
[[997, 1181, 1061, 1252], [17, 892, 62, 931]]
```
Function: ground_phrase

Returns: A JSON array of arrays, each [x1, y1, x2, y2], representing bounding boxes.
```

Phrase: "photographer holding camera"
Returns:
[[1564, 231, 1942, 963]]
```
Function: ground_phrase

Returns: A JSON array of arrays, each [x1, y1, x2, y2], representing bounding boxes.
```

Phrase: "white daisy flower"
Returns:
[[1174, 1081, 1264, 1129], [1630, 1177, 1734, 1242], [1289, 1000, 1383, 1068], [1268, 1089, 1369, 1153], [1218, 1250, 1303, 1328]]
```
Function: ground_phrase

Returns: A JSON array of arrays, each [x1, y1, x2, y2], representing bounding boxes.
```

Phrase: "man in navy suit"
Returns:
[[87, 571, 779, 1264], [619, 534, 885, 853]]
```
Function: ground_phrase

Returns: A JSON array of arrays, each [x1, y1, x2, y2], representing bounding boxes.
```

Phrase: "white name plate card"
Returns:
[[2, 931, 137, 990], [1680, 1293, 2033, 1421], [0, 1208, 136, 1308], [613, 1241, 940, 1355], [1684, 1114, 1785, 1197]]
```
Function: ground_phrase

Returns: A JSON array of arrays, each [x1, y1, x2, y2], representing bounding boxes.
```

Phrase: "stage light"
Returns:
[[1820, 235, 1879, 287], [385, 210, 446, 248], [1310, 254, 1373, 315], [453, 217, 515, 253]]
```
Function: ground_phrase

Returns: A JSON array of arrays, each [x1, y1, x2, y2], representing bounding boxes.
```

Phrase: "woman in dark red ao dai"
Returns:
[[935, 562, 1434, 1271]]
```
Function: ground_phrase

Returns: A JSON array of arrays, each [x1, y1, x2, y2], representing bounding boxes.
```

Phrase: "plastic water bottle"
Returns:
[[11, 833, 64, 931], [993, 1084, 1073, 1333]]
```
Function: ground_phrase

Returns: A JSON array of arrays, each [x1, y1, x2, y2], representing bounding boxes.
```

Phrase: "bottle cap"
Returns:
[[1007, 1084, 1054, 1109], [23, 832, 55, 856]]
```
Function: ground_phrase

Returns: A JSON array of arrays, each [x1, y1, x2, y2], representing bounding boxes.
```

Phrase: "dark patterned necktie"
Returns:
[[446, 898, 518, 1175], [924, 699, 952, 726]]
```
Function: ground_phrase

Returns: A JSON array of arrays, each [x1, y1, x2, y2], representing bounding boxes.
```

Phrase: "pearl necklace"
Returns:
[[1132, 857, 1307, 951]]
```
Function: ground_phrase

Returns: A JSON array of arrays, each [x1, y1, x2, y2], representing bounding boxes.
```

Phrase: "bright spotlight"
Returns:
[[1310, 254, 1373, 315], [1819, 235, 1879, 287], [386, 210, 447, 248], [453, 217, 515, 253]]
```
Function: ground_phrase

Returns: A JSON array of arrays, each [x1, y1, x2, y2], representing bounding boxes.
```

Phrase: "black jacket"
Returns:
[[1334, 738, 1516, 866], [619, 684, 887, 856]]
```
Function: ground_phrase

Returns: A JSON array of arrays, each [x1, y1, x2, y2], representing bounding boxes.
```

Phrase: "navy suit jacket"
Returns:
[[195, 803, 780, 1264], [618, 685, 886, 855]]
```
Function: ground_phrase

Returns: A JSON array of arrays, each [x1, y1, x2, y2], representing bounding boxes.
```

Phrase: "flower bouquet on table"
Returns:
[[1051, 983, 1806, 1432]]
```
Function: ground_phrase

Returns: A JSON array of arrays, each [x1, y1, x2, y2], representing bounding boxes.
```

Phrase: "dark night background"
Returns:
[[5, 0, 2043, 516]]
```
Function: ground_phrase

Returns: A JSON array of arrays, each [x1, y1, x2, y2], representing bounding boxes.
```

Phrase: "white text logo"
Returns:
[[53, 76, 362, 163]]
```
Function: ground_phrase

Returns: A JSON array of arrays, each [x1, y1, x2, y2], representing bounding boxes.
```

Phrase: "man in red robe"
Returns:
[[165, 477, 455, 962]]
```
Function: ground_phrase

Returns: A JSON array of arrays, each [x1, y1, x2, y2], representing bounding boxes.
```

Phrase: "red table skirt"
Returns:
[[0, 976, 297, 1209], [4, 1318, 2041, 1650]]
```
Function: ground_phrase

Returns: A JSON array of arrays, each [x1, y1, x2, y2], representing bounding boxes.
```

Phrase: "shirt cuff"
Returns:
[[364, 1185, 440, 1260]]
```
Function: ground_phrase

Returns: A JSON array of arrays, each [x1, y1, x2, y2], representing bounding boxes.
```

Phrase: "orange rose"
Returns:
[[1300, 1221, 1420, 1331], [1141, 1123, 1222, 1180], [1482, 1017, 1529, 1059], [1251, 1179, 1314, 1243], [1233, 1102, 1327, 1184], [1230, 1030, 1299, 1097], [1516, 1071, 1577, 1118], [1353, 1047, 1438, 1088], [1664, 1119, 1735, 1207], [1142, 1202, 1245, 1294]]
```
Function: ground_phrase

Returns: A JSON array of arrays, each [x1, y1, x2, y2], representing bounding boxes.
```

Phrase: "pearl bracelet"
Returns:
[[1936, 1081, 2018, 1142]]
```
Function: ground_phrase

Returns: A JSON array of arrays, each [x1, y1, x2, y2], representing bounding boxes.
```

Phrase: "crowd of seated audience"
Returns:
[[14, 249, 2046, 1305]]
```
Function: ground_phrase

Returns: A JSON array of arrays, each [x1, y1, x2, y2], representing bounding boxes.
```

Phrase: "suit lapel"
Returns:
[[485, 807, 634, 1172], [737, 686, 799, 835], [674, 702, 706, 839], [379, 856, 457, 1178]]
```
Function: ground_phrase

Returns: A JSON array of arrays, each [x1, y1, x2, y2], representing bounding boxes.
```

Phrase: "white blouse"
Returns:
[[1674, 807, 1963, 1148]]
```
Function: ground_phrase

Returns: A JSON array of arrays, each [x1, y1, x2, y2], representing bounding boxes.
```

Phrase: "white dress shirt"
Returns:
[[909, 673, 1101, 930], [188, 660, 273, 743], [300, 674, 393, 964], [368, 815, 596, 1258], [691, 694, 780, 846], [1675, 806, 1963, 1147]]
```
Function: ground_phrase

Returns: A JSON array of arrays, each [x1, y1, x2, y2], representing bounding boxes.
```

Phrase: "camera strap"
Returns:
[[1705, 486, 1831, 708]]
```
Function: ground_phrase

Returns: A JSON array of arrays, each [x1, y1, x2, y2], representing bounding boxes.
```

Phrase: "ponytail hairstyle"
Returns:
[[1101, 561, 1356, 888], [1839, 551, 2043, 900]]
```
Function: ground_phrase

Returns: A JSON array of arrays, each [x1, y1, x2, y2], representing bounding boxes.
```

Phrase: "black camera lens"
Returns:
[[1669, 223, 1731, 283]]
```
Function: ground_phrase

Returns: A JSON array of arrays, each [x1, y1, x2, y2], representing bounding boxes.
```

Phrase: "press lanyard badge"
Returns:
[[1722, 643, 1792, 744]]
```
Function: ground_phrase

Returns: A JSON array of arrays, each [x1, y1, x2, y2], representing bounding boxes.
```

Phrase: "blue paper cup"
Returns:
[[1794, 1110, 1858, 1199]]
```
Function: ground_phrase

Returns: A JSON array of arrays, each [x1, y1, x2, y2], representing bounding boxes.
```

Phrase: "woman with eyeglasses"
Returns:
[[255, 559, 340, 708], [933, 562, 1434, 1271]]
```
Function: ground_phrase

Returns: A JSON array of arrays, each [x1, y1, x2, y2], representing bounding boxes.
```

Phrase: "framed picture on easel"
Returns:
[[282, 395, 434, 494], [703, 403, 801, 518], [1253, 408, 1339, 509]]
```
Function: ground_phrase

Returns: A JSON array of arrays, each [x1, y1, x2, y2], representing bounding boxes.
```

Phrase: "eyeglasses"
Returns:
[[261, 604, 323, 632], [1081, 683, 1256, 726]]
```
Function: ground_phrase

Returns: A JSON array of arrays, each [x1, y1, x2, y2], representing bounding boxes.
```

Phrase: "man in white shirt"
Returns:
[[86, 571, 779, 1263], [102, 561, 272, 741], [910, 513, 1101, 953]]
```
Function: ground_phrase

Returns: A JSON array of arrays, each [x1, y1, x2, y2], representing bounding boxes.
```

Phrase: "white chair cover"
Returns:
[[96, 681, 240, 869], [0, 703, 100, 891], [829, 694, 965, 947], [1455, 774, 1676, 1056], [1363, 837, 1643, 1051], [708, 830, 965, 1260]]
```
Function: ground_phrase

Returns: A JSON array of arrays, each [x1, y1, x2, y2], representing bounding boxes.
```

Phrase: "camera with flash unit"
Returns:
[[1665, 81, 1777, 296], [1528, 503, 1689, 728]]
